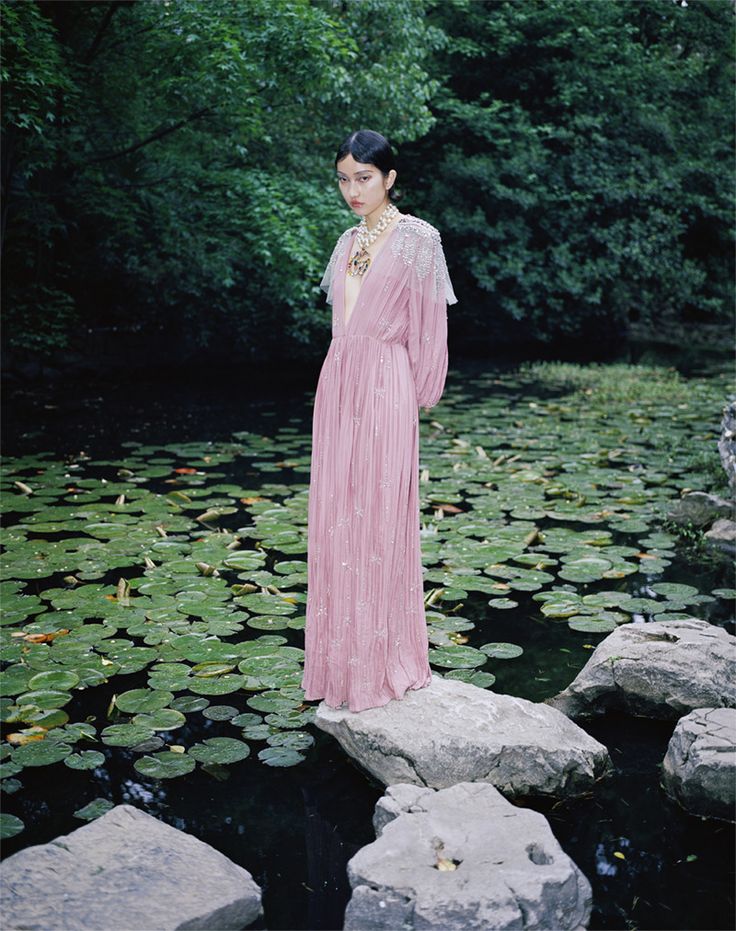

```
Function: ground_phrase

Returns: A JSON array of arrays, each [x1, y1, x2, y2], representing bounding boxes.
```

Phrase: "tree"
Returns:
[[1, 0, 444, 364], [405, 0, 734, 351]]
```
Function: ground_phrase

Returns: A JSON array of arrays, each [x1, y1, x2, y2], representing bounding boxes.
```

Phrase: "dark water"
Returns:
[[2, 360, 734, 931]]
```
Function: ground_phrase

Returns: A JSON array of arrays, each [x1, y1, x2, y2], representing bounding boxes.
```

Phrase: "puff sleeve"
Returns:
[[406, 227, 458, 410]]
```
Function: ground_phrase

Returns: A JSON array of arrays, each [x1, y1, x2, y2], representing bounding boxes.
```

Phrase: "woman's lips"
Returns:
[[350, 202, 363, 207]]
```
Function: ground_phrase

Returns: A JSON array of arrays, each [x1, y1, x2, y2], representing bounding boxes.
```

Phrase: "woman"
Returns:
[[300, 129, 458, 713]]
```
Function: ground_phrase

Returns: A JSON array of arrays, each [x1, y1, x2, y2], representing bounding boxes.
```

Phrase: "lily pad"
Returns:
[[74, 798, 115, 820], [131, 709, 187, 731], [15, 689, 72, 710], [101, 723, 156, 747], [428, 645, 487, 669], [27, 670, 80, 691], [64, 750, 106, 770], [134, 750, 196, 779], [202, 705, 240, 721], [257, 746, 305, 767], [487, 597, 519, 610], [186, 674, 245, 695], [12, 740, 72, 767], [443, 669, 497, 688], [188, 737, 250, 764], [0, 813, 25, 838], [480, 642, 524, 659], [115, 689, 175, 714]]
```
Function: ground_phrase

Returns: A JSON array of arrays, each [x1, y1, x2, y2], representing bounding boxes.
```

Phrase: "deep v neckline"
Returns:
[[343, 216, 404, 330]]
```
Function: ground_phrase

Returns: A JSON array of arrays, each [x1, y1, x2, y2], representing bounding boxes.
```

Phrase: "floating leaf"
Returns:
[[64, 750, 106, 770], [428, 645, 487, 669], [188, 737, 250, 764], [12, 740, 72, 767], [0, 813, 25, 838], [487, 597, 519, 610], [27, 670, 80, 691], [131, 709, 186, 731], [480, 642, 524, 659], [134, 751, 196, 779], [202, 705, 239, 721], [443, 669, 496, 688], [257, 746, 304, 767], [74, 798, 115, 820], [115, 689, 175, 714], [101, 723, 156, 747]]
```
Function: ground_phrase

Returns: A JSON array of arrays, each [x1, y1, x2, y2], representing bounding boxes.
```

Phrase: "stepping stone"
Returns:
[[661, 707, 736, 822], [315, 673, 611, 798], [344, 781, 593, 931], [0, 803, 263, 930], [544, 618, 736, 720]]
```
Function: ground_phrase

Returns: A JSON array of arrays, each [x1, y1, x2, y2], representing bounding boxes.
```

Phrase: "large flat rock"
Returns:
[[344, 781, 592, 931], [661, 707, 736, 822], [544, 618, 736, 720], [315, 673, 611, 798], [0, 803, 262, 930]]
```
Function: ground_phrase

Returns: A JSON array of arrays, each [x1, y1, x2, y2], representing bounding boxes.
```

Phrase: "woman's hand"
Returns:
[[421, 406, 431, 414]]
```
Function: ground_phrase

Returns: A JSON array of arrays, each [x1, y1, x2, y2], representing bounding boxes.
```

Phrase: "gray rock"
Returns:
[[0, 803, 263, 930], [665, 490, 735, 528], [718, 398, 736, 493], [661, 707, 736, 822], [344, 781, 592, 931], [314, 673, 611, 798], [544, 618, 736, 721], [704, 517, 736, 555]]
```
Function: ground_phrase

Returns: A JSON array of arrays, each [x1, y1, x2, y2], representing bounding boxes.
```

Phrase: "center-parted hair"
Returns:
[[335, 129, 403, 203]]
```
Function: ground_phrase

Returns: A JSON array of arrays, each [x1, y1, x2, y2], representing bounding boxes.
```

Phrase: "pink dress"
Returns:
[[301, 213, 458, 712]]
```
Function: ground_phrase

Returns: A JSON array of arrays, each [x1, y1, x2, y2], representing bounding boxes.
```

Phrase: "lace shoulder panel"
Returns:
[[319, 225, 357, 305], [390, 214, 458, 305]]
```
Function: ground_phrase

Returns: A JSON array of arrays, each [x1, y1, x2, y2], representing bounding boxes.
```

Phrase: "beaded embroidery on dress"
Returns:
[[302, 213, 458, 712]]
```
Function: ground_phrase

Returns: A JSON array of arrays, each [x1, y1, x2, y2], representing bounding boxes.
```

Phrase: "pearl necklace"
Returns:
[[347, 202, 399, 277]]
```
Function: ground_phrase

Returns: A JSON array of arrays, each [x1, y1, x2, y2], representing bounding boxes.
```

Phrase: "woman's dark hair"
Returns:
[[335, 129, 403, 203]]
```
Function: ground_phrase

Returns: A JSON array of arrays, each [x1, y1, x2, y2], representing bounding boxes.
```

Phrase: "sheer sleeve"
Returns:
[[406, 227, 458, 410], [319, 228, 354, 305]]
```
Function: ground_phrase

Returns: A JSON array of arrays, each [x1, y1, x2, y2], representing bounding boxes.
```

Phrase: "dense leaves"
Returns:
[[1, 0, 732, 366], [409, 0, 734, 348], [2, 0, 441, 361]]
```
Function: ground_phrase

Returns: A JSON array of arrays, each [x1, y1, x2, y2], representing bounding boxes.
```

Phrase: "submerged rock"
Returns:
[[704, 517, 736, 556], [665, 490, 735, 529], [344, 781, 592, 931], [0, 803, 263, 930], [661, 707, 736, 822], [315, 673, 611, 798], [544, 618, 736, 721]]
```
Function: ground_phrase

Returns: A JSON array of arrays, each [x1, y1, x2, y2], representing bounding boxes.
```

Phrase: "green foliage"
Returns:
[[1, 0, 732, 364], [409, 0, 734, 345], [2, 0, 439, 361]]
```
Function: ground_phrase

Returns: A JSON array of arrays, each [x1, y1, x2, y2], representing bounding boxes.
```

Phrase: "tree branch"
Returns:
[[83, 1, 127, 64], [87, 107, 215, 163]]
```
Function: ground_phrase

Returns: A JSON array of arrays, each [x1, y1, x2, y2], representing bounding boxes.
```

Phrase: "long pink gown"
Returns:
[[301, 213, 458, 712]]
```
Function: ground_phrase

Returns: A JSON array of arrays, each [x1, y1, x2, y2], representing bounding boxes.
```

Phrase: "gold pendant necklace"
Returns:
[[347, 246, 372, 276], [347, 202, 399, 277]]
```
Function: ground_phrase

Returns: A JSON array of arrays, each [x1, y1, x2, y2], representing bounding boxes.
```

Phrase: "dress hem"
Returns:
[[303, 670, 432, 714]]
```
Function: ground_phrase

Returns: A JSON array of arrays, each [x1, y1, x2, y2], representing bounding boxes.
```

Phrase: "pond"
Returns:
[[1, 356, 734, 931]]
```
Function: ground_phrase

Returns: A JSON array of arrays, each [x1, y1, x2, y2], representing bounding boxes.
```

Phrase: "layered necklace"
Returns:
[[347, 202, 399, 277]]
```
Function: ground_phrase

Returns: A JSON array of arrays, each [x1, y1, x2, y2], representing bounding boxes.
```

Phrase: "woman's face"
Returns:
[[336, 153, 396, 219]]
